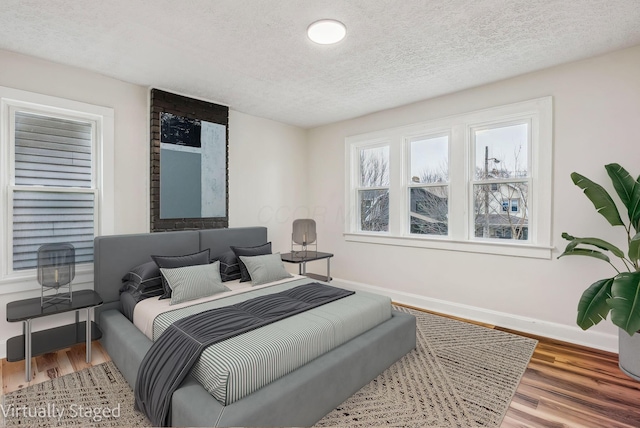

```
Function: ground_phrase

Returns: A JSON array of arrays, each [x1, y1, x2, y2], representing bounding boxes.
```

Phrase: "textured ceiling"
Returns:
[[1, 0, 640, 128]]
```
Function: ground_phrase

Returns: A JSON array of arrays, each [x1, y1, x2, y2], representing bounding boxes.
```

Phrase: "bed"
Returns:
[[95, 227, 416, 427]]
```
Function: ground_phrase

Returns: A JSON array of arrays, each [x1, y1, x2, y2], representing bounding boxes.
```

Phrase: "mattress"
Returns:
[[133, 277, 391, 405]]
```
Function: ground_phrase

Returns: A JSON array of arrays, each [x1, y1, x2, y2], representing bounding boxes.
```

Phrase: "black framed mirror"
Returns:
[[150, 89, 229, 232]]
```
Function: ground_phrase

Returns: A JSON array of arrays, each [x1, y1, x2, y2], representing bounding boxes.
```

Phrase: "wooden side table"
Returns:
[[6, 289, 103, 381], [280, 251, 333, 282]]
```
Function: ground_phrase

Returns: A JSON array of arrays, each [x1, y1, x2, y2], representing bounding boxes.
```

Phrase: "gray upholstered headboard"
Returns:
[[94, 227, 268, 316]]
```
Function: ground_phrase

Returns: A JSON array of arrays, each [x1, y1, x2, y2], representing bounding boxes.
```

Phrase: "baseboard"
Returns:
[[0, 339, 6, 360], [332, 277, 619, 354]]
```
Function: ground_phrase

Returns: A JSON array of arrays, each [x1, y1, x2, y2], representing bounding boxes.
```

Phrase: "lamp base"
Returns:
[[41, 283, 73, 307]]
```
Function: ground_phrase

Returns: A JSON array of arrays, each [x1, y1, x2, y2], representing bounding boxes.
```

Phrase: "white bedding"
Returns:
[[133, 274, 304, 340]]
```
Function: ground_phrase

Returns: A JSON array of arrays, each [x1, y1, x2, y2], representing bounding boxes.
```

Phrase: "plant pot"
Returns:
[[619, 329, 640, 381]]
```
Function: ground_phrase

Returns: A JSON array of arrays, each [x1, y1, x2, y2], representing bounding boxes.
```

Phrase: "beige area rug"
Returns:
[[1, 361, 150, 427], [1, 306, 536, 427], [315, 306, 537, 427]]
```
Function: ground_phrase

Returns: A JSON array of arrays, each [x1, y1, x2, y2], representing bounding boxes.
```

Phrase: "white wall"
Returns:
[[0, 50, 309, 358], [307, 44, 640, 352], [228, 110, 308, 252]]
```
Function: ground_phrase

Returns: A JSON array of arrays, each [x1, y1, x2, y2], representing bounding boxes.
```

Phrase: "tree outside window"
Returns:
[[358, 145, 389, 232]]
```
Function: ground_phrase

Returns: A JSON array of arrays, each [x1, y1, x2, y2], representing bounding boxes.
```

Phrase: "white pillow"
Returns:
[[239, 253, 293, 285], [160, 261, 230, 305]]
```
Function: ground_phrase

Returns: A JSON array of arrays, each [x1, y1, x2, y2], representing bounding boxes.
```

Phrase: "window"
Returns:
[[12, 112, 96, 270], [408, 134, 449, 236], [357, 145, 389, 232], [345, 97, 553, 259], [472, 122, 529, 241], [1, 86, 114, 290], [500, 199, 519, 213]]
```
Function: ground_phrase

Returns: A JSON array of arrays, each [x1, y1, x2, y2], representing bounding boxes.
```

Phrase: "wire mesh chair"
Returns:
[[37, 243, 75, 307]]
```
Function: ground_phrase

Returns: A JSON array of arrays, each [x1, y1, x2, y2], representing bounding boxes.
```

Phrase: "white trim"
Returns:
[[344, 232, 553, 259], [98, 108, 115, 237], [332, 277, 618, 353], [145, 88, 152, 232], [468, 118, 532, 243]]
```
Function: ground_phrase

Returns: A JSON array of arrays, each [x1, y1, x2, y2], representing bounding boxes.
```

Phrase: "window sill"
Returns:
[[343, 233, 553, 259], [0, 266, 94, 295]]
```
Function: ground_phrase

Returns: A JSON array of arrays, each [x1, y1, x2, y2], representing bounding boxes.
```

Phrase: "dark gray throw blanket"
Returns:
[[134, 282, 355, 427]]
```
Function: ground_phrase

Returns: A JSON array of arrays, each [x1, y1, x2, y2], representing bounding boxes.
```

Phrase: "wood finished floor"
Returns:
[[2, 309, 640, 427], [1, 341, 110, 395]]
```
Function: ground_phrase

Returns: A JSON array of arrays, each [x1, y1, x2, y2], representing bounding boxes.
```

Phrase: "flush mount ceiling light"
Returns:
[[307, 19, 346, 44]]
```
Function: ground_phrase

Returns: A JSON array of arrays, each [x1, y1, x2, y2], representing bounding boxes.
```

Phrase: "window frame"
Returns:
[[469, 119, 532, 243], [344, 97, 553, 259], [0, 86, 115, 292], [349, 139, 391, 234]]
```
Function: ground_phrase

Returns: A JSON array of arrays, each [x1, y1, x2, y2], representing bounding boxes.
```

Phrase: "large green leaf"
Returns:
[[607, 164, 640, 232], [630, 182, 640, 233], [608, 271, 640, 336], [606, 164, 636, 209], [563, 236, 625, 258], [571, 172, 624, 227], [577, 278, 614, 330], [557, 247, 611, 263], [629, 232, 640, 264]]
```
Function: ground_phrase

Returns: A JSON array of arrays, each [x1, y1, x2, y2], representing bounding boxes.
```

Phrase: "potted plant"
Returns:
[[559, 163, 640, 379]]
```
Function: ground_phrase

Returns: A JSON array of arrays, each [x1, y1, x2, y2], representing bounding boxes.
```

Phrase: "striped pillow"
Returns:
[[160, 262, 230, 305], [152, 249, 211, 299], [239, 253, 292, 286], [231, 242, 272, 282]]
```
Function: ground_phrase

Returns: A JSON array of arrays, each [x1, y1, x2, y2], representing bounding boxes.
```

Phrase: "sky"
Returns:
[[410, 122, 529, 182], [474, 123, 529, 178]]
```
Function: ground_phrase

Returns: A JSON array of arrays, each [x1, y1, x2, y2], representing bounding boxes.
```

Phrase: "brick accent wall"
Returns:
[[150, 89, 229, 232]]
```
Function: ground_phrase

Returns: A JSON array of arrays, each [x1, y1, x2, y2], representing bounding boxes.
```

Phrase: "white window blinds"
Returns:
[[14, 112, 92, 187], [12, 111, 96, 271]]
